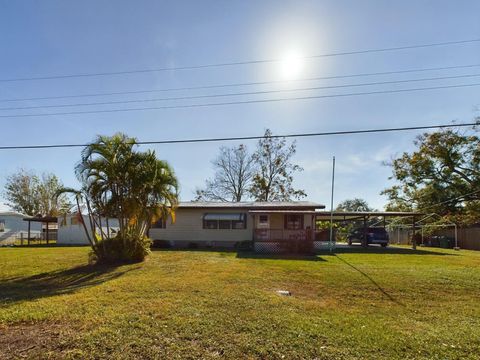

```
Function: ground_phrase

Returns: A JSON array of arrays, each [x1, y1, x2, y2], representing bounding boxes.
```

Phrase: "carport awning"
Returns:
[[203, 213, 245, 221], [314, 211, 424, 221], [249, 210, 317, 214]]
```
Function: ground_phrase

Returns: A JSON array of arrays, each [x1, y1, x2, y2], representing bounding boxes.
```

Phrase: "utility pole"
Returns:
[[329, 156, 336, 252]]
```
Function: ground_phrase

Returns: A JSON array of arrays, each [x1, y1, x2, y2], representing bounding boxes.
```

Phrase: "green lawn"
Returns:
[[1, 246, 479, 359]]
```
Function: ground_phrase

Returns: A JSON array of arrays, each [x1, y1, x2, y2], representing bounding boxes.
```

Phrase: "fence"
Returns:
[[434, 227, 480, 251], [9, 231, 58, 245], [253, 229, 333, 254], [388, 228, 415, 245], [388, 227, 480, 251]]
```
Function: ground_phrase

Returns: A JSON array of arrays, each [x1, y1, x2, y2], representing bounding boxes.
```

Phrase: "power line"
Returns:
[[2, 63, 480, 103], [418, 189, 480, 210], [1, 38, 479, 83], [1, 82, 479, 118], [2, 73, 480, 112], [0, 122, 476, 150]]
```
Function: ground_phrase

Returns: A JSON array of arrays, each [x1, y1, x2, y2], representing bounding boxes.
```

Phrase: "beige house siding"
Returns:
[[270, 213, 283, 229], [150, 208, 253, 245], [254, 213, 314, 229], [151, 209, 317, 247], [304, 214, 313, 228]]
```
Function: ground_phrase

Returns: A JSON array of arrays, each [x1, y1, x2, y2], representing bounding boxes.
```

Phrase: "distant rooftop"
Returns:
[[178, 201, 325, 210], [0, 211, 25, 217]]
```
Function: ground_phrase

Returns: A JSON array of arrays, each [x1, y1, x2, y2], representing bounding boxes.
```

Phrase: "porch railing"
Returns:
[[254, 228, 329, 242], [253, 228, 331, 254]]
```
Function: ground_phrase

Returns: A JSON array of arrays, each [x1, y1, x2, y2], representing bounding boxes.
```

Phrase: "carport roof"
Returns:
[[315, 211, 424, 221]]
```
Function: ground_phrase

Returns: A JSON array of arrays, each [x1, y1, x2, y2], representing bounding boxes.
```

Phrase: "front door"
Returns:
[[256, 214, 270, 240]]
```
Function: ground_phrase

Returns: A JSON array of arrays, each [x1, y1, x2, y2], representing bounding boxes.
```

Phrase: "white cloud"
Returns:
[[299, 145, 393, 176], [0, 202, 10, 212]]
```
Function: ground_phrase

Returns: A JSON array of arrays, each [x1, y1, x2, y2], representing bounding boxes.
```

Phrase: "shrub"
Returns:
[[236, 240, 253, 251], [151, 240, 172, 249], [90, 235, 152, 264]]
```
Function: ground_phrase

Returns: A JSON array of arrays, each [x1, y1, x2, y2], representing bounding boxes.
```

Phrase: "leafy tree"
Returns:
[[336, 198, 374, 212], [328, 199, 374, 241], [62, 133, 178, 263], [382, 125, 480, 225], [37, 173, 72, 216], [250, 129, 306, 201], [4, 169, 70, 216], [195, 144, 255, 202]]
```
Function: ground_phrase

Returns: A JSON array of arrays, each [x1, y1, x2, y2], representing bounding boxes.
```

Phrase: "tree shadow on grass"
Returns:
[[151, 247, 238, 254], [151, 247, 326, 261], [323, 245, 457, 256], [236, 251, 326, 261], [0, 264, 135, 305]]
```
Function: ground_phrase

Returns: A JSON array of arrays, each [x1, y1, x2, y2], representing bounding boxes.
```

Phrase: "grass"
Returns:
[[1, 246, 480, 359]]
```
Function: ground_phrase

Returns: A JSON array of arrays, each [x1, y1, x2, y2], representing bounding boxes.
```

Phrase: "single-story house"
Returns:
[[57, 213, 119, 245], [149, 201, 326, 251], [0, 211, 42, 244]]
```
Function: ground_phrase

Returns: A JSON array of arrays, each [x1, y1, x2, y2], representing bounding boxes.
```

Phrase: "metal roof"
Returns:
[[0, 211, 26, 217], [23, 216, 58, 223], [315, 211, 424, 221], [178, 201, 325, 210], [248, 210, 317, 214]]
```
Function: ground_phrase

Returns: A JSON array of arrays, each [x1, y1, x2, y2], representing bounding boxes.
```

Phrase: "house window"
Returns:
[[204, 220, 219, 229], [232, 220, 246, 229], [259, 215, 269, 224], [0, 220, 4, 232], [285, 214, 303, 230], [218, 220, 231, 229], [151, 218, 166, 229], [203, 213, 246, 230]]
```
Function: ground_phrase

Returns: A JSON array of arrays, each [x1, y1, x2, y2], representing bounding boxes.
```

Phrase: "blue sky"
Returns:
[[1, 0, 479, 211]]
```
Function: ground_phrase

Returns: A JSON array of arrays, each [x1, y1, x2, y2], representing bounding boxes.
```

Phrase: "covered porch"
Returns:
[[249, 210, 326, 254]]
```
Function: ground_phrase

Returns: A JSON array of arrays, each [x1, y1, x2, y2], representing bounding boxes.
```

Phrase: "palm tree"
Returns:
[[68, 133, 178, 263]]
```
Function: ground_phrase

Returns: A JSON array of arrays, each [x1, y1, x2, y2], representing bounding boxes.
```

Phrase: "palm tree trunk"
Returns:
[[76, 195, 97, 254]]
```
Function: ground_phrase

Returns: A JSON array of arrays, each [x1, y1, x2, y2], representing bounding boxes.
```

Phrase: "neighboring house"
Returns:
[[149, 201, 326, 250], [57, 213, 119, 245], [0, 211, 42, 244]]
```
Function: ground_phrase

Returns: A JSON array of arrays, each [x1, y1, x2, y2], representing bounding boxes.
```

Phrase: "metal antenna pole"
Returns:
[[329, 156, 336, 252]]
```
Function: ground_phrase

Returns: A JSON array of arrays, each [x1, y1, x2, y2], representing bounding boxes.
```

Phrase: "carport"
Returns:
[[314, 211, 424, 249], [23, 215, 58, 245]]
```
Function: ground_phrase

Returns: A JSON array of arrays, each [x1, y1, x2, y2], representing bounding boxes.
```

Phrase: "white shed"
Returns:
[[57, 214, 119, 245]]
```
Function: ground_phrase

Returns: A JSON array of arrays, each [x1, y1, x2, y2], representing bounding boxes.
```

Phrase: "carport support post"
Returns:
[[412, 216, 417, 250], [27, 220, 31, 245], [454, 224, 458, 249], [362, 216, 368, 247]]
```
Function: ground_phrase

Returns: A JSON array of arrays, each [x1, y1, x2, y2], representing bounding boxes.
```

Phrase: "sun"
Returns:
[[278, 50, 304, 80]]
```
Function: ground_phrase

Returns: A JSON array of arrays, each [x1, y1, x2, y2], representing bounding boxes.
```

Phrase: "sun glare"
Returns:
[[278, 50, 304, 80]]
